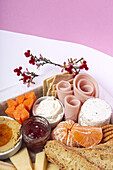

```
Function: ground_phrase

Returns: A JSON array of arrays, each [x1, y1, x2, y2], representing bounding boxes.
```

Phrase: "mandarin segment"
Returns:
[[72, 126, 103, 148]]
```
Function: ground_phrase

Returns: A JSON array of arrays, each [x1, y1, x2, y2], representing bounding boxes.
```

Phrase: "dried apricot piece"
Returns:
[[16, 95, 25, 104], [7, 99, 17, 108]]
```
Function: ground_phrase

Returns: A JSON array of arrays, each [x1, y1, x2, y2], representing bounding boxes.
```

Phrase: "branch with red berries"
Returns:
[[14, 50, 89, 87]]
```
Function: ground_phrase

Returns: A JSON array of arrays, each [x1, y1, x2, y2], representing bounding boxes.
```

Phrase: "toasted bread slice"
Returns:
[[70, 144, 113, 170], [89, 140, 113, 152], [45, 140, 101, 170]]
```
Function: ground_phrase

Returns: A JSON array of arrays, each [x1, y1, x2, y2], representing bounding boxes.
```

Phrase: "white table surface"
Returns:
[[0, 30, 113, 102]]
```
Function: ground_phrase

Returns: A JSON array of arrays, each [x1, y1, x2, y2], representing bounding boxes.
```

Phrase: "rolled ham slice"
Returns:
[[56, 80, 73, 104], [64, 95, 81, 122], [73, 73, 99, 103]]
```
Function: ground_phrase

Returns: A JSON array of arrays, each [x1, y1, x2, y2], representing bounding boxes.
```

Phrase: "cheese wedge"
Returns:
[[10, 147, 33, 170], [0, 161, 16, 170], [35, 151, 47, 170], [47, 163, 59, 170]]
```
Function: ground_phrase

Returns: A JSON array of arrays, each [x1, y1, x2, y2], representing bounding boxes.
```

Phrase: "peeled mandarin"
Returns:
[[71, 126, 103, 148]]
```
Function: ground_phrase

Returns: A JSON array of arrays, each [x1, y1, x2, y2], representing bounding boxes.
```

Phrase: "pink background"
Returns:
[[0, 0, 113, 57]]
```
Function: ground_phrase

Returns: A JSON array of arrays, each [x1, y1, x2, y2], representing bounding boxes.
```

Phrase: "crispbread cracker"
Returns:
[[68, 78, 74, 84], [52, 73, 73, 84], [43, 75, 55, 96], [46, 77, 54, 89], [51, 90, 58, 98]]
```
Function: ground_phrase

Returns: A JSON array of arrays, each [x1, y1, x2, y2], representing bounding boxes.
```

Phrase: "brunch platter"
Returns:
[[0, 70, 113, 170]]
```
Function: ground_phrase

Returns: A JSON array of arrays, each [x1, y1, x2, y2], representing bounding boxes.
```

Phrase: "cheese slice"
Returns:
[[47, 163, 59, 170], [10, 147, 33, 170], [35, 151, 47, 170], [0, 161, 16, 170]]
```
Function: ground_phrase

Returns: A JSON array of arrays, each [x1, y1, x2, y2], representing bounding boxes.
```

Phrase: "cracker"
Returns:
[[68, 78, 74, 84], [103, 130, 113, 138], [43, 75, 54, 96], [51, 90, 58, 98], [102, 124, 113, 130], [103, 126, 113, 133], [102, 134, 113, 143]]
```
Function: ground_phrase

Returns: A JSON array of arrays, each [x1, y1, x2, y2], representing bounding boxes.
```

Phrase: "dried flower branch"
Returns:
[[14, 50, 89, 86], [14, 67, 38, 87]]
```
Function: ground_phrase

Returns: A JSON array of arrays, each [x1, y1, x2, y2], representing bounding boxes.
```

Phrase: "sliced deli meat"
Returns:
[[73, 73, 99, 103], [64, 95, 81, 122], [56, 80, 73, 104]]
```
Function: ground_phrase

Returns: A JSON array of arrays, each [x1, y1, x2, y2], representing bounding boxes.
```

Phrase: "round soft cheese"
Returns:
[[78, 98, 112, 127]]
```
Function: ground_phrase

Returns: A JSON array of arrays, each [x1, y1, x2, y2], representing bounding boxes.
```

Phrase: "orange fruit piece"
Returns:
[[5, 106, 15, 118], [20, 108, 30, 124], [7, 99, 17, 108], [25, 91, 36, 102], [14, 105, 30, 125], [16, 95, 25, 104], [71, 126, 103, 148], [13, 104, 25, 124], [13, 110, 22, 124], [51, 120, 79, 147], [23, 98, 34, 112]]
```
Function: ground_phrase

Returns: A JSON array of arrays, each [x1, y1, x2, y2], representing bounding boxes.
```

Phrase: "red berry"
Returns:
[[24, 50, 30, 57], [17, 72, 20, 76], [83, 60, 87, 64], [19, 66, 22, 70], [14, 68, 18, 72], [85, 67, 89, 70], [83, 63, 87, 68], [69, 65, 73, 69], [79, 65, 84, 69]]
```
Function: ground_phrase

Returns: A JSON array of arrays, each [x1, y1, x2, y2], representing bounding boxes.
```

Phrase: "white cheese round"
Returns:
[[78, 98, 112, 127]]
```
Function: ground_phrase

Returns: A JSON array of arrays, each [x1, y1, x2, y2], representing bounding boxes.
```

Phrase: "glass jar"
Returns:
[[22, 116, 51, 153]]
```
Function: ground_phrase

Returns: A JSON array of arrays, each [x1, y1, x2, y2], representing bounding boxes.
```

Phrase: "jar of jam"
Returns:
[[22, 116, 51, 153]]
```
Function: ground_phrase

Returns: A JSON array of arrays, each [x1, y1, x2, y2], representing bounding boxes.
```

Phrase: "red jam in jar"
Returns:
[[22, 116, 51, 153]]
